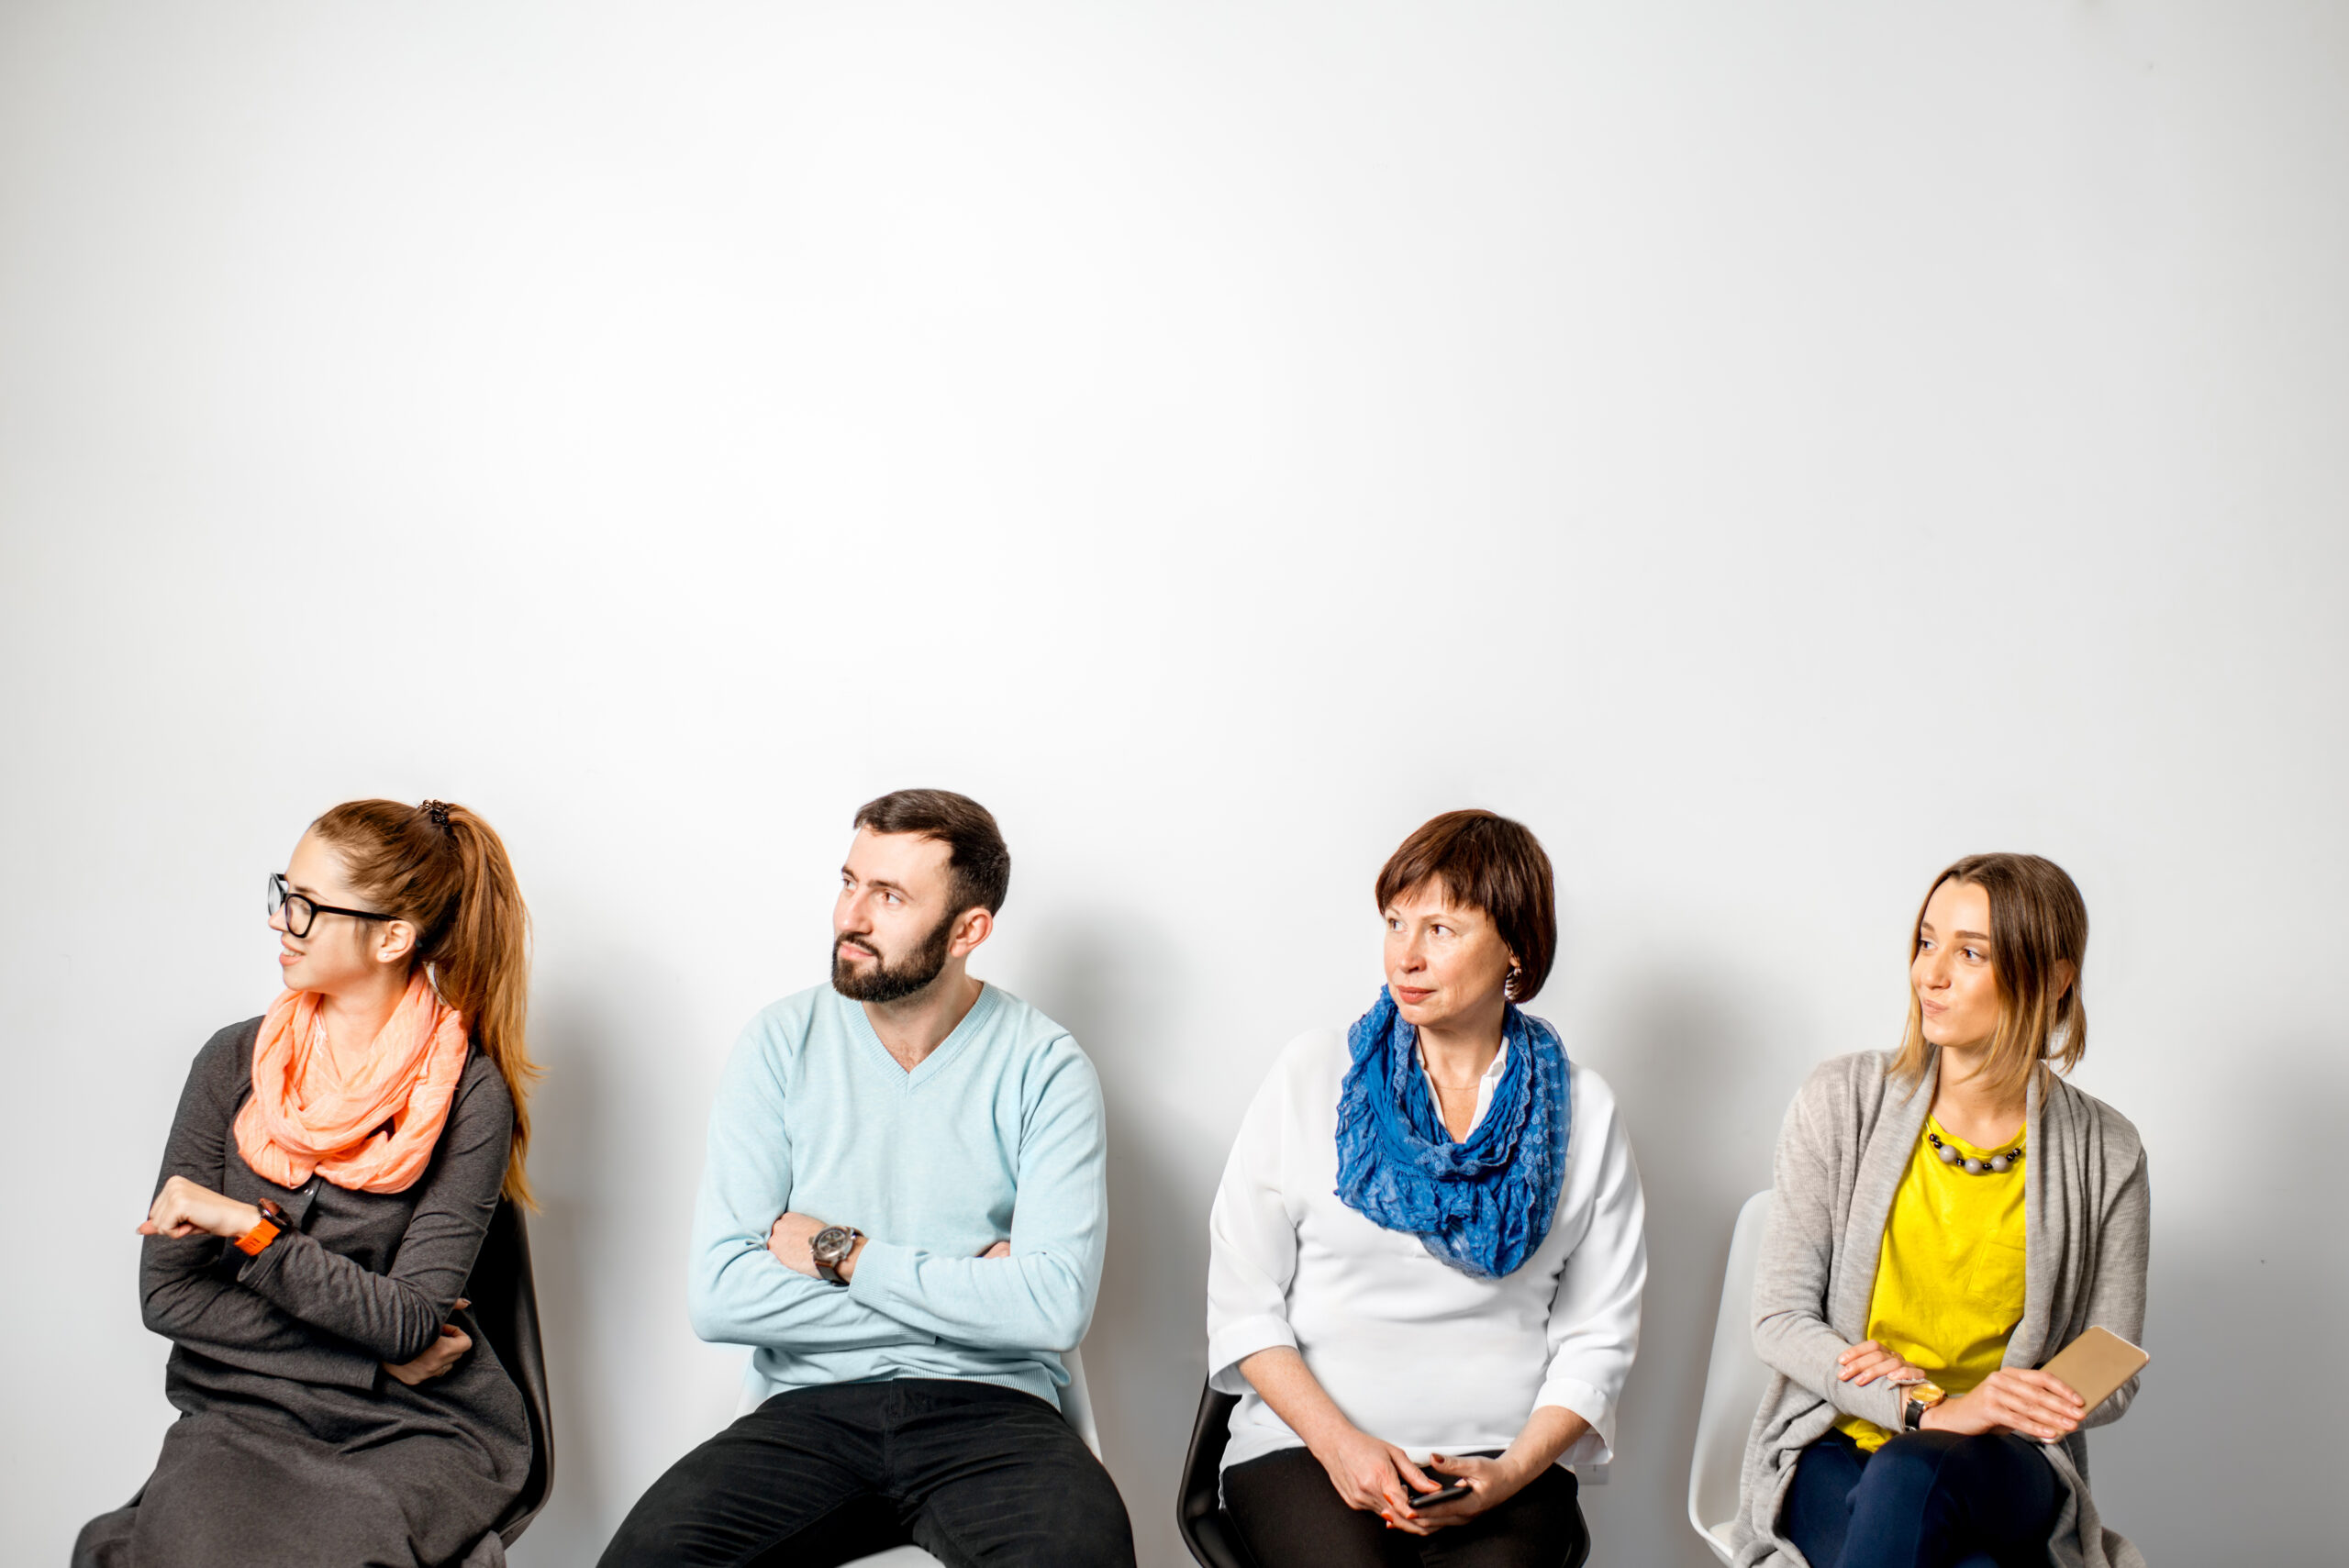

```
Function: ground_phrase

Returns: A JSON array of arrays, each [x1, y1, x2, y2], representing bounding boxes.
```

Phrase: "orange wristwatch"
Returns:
[[233, 1198, 290, 1257]]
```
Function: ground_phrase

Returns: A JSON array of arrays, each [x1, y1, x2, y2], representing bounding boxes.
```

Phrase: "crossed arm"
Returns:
[[686, 1036, 1107, 1357], [138, 1031, 502, 1389], [1753, 1092, 2142, 1443]]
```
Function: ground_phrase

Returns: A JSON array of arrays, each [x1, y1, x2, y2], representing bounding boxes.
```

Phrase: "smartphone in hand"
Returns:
[[1408, 1478, 1473, 1507]]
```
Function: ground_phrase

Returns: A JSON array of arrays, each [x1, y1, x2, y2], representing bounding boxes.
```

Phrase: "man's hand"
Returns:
[[384, 1301, 473, 1386], [768, 1213, 869, 1281], [768, 1212, 826, 1277], [139, 1175, 261, 1240]]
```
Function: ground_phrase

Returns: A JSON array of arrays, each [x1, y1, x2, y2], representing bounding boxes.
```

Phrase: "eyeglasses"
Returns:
[[268, 873, 395, 940]]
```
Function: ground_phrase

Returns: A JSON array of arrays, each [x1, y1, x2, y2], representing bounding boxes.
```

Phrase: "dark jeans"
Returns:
[[597, 1378, 1135, 1568], [1782, 1429, 2059, 1568], [1222, 1448, 1588, 1568]]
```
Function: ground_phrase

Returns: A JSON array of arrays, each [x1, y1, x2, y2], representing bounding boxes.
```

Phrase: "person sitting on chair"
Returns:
[[1206, 809, 1647, 1568], [600, 789, 1134, 1568], [79, 800, 540, 1568], [1731, 853, 2149, 1568]]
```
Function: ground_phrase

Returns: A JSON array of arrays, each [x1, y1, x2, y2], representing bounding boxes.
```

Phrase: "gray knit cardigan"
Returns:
[[1729, 1049, 2149, 1568]]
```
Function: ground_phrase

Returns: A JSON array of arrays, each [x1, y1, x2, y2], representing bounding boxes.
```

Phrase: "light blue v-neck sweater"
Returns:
[[688, 982, 1108, 1411]]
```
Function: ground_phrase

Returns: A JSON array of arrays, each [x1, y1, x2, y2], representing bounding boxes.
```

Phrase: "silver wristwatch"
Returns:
[[810, 1225, 863, 1286]]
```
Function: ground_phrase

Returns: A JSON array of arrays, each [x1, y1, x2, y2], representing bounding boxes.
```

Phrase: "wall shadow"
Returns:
[[498, 973, 616, 1566], [1019, 908, 1206, 1568], [2084, 1033, 2347, 1562], [1579, 965, 1789, 1566]]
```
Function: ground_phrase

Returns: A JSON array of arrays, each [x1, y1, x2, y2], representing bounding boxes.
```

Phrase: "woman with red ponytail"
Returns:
[[77, 800, 541, 1568]]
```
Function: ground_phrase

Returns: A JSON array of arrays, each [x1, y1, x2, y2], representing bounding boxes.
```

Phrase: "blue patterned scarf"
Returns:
[[1332, 987, 1571, 1279]]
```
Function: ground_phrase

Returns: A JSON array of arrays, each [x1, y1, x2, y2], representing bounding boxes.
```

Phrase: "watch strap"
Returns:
[[233, 1198, 289, 1257], [1902, 1380, 1948, 1431]]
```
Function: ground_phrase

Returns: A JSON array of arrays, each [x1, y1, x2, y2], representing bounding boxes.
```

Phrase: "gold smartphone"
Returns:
[[2038, 1326, 2149, 1413]]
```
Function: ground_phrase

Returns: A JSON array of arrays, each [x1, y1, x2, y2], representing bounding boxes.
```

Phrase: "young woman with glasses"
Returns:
[[1731, 853, 2149, 1568], [76, 800, 540, 1568]]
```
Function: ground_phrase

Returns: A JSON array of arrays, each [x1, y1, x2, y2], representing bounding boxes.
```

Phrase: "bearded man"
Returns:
[[601, 790, 1132, 1568]]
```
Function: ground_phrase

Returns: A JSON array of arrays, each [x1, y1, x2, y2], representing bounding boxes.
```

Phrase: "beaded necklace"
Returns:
[[1927, 1127, 2022, 1174]]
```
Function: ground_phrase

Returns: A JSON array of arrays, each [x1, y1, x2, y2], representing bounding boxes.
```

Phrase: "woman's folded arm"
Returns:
[[139, 1026, 384, 1386], [1752, 1085, 1905, 1431], [235, 1067, 511, 1363]]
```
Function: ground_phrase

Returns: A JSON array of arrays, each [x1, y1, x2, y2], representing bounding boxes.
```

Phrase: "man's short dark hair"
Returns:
[[852, 789, 1012, 917], [1374, 808, 1557, 1002]]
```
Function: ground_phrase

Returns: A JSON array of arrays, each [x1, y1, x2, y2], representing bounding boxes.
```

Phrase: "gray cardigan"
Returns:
[[1729, 1050, 2149, 1568]]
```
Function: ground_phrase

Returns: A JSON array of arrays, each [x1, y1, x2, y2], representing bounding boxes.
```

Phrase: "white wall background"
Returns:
[[4, 4, 2344, 1564]]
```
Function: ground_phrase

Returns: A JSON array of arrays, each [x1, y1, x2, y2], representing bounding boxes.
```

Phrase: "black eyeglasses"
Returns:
[[268, 873, 395, 939]]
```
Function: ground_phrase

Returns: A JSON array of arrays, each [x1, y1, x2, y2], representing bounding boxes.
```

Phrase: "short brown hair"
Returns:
[[1374, 809, 1558, 1002], [852, 788, 1011, 916], [1892, 851, 2088, 1099]]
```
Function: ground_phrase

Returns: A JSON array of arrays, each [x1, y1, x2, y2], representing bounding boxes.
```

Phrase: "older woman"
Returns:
[[1207, 809, 1646, 1568], [1731, 853, 2149, 1568], [77, 800, 540, 1568]]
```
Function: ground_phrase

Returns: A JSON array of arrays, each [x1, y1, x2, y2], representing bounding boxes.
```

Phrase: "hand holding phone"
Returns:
[[1408, 1472, 1473, 1507]]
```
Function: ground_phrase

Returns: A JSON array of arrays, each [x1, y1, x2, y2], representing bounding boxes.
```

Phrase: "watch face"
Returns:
[[812, 1226, 852, 1263]]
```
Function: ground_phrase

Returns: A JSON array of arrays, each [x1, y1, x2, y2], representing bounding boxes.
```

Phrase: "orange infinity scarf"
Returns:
[[233, 971, 470, 1194]]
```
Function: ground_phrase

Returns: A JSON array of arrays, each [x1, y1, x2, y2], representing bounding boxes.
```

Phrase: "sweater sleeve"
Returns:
[[1204, 1053, 1300, 1392], [235, 1058, 511, 1364], [1752, 1072, 1907, 1432], [688, 1016, 940, 1352], [846, 1042, 1107, 1354], [2073, 1141, 2151, 1429], [1531, 1074, 1647, 1462], [139, 1026, 382, 1391]]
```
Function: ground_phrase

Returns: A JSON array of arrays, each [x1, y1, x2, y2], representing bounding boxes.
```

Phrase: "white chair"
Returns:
[[731, 1349, 1104, 1568], [1688, 1190, 1775, 1566]]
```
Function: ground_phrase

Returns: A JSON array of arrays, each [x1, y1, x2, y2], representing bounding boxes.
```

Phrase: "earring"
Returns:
[[1505, 964, 1522, 1000]]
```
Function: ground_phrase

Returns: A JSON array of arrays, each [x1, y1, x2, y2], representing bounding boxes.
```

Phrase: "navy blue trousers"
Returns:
[[1782, 1429, 2058, 1568]]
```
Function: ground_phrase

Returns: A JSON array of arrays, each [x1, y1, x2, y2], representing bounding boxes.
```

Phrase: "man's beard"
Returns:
[[829, 912, 955, 1004]]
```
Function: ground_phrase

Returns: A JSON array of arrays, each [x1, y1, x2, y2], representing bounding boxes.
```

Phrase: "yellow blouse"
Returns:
[[1836, 1116, 2027, 1452]]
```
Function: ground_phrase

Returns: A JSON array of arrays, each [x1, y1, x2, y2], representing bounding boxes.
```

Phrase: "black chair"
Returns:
[[1178, 1381, 1259, 1568], [463, 1198, 555, 1551]]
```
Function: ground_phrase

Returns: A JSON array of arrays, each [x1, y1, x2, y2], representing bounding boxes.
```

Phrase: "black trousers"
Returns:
[[1221, 1448, 1588, 1568], [597, 1378, 1135, 1568], [1782, 1429, 2059, 1568]]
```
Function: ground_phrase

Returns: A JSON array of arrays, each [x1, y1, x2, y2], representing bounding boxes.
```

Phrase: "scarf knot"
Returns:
[[233, 972, 470, 1195], [1332, 987, 1571, 1279]]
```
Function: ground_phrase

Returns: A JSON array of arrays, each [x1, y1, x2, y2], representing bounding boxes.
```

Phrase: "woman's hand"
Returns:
[[384, 1300, 473, 1386], [1923, 1368, 2085, 1442], [1838, 1339, 1926, 1388], [1308, 1423, 1441, 1524], [1383, 1452, 1521, 1535], [138, 1175, 261, 1240], [1391, 1405, 1590, 1535]]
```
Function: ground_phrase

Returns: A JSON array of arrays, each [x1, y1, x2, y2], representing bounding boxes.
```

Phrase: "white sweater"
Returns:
[[1206, 1027, 1647, 1474]]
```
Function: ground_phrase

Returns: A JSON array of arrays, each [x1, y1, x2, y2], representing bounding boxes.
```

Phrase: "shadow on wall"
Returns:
[[501, 981, 617, 1568], [1579, 966, 1789, 1568], [505, 952, 735, 1568], [1019, 908, 1204, 1568], [2089, 1035, 2346, 1566]]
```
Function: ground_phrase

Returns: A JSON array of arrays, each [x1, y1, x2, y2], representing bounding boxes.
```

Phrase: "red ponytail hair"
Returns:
[[311, 798, 540, 1207]]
